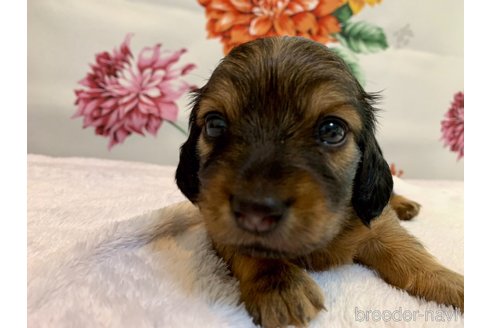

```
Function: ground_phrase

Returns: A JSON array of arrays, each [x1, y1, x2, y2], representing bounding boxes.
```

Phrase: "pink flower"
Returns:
[[74, 34, 196, 149], [441, 92, 464, 159], [390, 163, 404, 178]]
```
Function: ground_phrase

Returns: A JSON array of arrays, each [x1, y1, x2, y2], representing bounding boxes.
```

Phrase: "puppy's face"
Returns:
[[176, 37, 393, 259]]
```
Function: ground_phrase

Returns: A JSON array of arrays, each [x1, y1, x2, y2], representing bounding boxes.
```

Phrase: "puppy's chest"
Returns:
[[293, 247, 356, 272], [293, 224, 368, 271]]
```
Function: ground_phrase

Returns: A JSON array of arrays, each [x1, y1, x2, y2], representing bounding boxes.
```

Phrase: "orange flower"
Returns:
[[198, 0, 345, 53], [347, 0, 382, 14]]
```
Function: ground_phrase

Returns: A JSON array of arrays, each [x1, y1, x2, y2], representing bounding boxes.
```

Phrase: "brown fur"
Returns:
[[390, 193, 421, 220], [175, 36, 463, 328]]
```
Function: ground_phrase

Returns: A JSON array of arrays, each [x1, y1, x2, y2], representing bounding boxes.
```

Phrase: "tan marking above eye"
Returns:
[[306, 84, 363, 134], [322, 106, 362, 134], [196, 105, 228, 128], [197, 78, 241, 124]]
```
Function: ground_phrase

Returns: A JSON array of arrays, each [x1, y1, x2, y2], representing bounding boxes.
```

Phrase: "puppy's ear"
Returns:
[[351, 133, 393, 226], [175, 91, 202, 203]]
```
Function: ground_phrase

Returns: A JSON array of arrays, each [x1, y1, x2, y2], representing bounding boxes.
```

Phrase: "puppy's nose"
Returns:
[[231, 195, 286, 233]]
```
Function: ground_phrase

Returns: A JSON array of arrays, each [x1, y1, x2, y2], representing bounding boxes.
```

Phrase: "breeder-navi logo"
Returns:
[[354, 307, 460, 322]]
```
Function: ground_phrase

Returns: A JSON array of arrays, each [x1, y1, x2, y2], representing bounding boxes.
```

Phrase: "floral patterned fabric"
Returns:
[[73, 35, 195, 148], [197, 0, 390, 85], [441, 92, 464, 160], [28, 0, 463, 179], [199, 0, 343, 53]]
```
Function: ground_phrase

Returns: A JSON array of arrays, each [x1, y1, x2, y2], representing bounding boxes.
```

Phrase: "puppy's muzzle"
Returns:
[[231, 194, 288, 234]]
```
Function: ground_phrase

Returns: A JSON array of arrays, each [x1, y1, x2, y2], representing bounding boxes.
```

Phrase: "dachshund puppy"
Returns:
[[175, 36, 463, 328]]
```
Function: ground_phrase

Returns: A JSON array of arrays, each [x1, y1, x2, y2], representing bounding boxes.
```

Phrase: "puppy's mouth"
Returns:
[[236, 243, 295, 259]]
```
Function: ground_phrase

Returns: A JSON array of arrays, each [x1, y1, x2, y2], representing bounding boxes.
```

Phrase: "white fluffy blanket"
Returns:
[[27, 154, 464, 327]]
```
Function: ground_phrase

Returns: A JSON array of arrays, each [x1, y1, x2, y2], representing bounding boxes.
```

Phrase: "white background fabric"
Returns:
[[27, 154, 464, 327], [28, 0, 463, 179]]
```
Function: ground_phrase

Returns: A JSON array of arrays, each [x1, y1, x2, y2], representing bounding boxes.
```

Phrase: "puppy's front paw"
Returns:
[[240, 266, 325, 328]]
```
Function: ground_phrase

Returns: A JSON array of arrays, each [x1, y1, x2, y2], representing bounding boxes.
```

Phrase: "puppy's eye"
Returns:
[[317, 117, 347, 146], [205, 113, 227, 138]]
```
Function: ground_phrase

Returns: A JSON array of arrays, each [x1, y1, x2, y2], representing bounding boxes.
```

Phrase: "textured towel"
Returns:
[[27, 154, 463, 327]]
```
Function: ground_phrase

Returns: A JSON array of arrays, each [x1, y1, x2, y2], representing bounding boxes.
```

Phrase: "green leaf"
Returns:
[[329, 46, 365, 86], [335, 21, 388, 54], [332, 4, 353, 23]]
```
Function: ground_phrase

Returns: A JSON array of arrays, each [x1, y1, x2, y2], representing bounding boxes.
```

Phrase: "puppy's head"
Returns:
[[176, 36, 392, 258]]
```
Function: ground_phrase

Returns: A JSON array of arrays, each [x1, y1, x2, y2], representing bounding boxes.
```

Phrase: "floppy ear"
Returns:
[[175, 93, 202, 203], [351, 134, 393, 226]]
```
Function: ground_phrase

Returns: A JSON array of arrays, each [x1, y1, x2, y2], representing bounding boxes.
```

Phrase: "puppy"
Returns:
[[175, 36, 463, 328]]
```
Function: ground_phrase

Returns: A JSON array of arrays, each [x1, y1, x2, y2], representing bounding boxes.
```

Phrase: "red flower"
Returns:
[[198, 0, 345, 53], [74, 34, 196, 149], [441, 92, 464, 159]]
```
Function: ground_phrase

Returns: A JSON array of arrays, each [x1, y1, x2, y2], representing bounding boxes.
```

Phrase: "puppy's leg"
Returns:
[[355, 212, 464, 312], [390, 193, 421, 221], [217, 246, 325, 328]]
